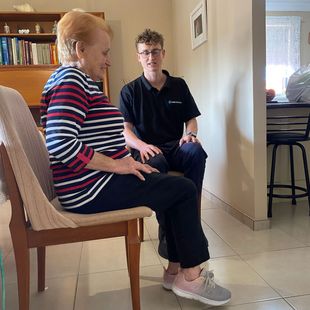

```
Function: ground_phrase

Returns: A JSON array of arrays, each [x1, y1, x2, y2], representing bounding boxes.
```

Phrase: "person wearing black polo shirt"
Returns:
[[119, 29, 208, 259]]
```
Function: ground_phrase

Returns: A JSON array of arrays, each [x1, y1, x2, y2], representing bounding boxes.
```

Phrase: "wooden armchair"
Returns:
[[0, 86, 152, 310]]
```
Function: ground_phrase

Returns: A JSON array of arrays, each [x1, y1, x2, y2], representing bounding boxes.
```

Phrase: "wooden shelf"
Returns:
[[0, 64, 58, 69], [0, 64, 59, 70], [0, 12, 61, 22], [0, 33, 56, 41]]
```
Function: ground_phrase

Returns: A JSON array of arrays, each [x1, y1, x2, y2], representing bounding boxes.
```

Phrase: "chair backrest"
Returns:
[[267, 111, 310, 141], [0, 85, 76, 230]]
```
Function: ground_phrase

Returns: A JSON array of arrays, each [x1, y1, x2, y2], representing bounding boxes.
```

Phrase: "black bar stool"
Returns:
[[267, 111, 310, 217]]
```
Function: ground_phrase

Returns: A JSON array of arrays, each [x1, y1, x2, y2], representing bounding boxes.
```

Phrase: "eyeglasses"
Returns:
[[138, 49, 162, 58]]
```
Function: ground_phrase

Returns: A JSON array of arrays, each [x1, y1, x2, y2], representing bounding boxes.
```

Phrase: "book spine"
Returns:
[[31, 43, 38, 65], [7, 38, 13, 65], [1, 37, 9, 65], [11, 37, 18, 65], [0, 38, 3, 65]]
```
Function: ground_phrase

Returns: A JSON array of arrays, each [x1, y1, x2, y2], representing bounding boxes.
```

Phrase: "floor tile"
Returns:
[[79, 237, 161, 275], [0, 226, 12, 260], [286, 294, 310, 310], [210, 299, 294, 310], [202, 207, 304, 255], [0, 200, 11, 226], [271, 201, 310, 245], [5, 276, 77, 310], [242, 247, 310, 297], [75, 265, 181, 310], [4, 243, 82, 284], [201, 222, 237, 258], [201, 195, 217, 210], [201, 208, 248, 231]]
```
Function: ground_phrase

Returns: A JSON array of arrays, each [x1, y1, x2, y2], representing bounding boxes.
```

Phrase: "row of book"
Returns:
[[0, 37, 59, 65]]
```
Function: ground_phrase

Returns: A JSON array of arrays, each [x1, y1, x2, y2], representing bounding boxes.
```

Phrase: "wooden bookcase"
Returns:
[[0, 12, 110, 125]]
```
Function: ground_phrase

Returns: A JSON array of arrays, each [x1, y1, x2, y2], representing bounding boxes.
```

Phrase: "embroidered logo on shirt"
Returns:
[[168, 100, 182, 104]]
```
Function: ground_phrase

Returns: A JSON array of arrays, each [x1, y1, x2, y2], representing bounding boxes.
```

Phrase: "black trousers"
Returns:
[[132, 141, 208, 258], [131, 141, 208, 194], [70, 172, 210, 268]]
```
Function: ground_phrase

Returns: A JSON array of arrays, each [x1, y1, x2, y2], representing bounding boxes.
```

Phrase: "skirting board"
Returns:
[[202, 189, 271, 231]]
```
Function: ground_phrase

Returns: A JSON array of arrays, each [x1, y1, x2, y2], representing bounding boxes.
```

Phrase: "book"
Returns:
[[31, 43, 38, 65], [7, 38, 13, 65], [1, 37, 9, 65], [50, 43, 58, 64], [11, 37, 18, 65], [0, 41, 3, 65]]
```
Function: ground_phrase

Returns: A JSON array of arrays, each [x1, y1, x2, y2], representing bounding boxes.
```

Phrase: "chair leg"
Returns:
[[12, 237, 30, 310], [289, 145, 297, 205], [138, 218, 144, 242], [37, 247, 46, 292], [126, 220, 141, 310], [268, 144, 279, 217], [298, 142, 310, 215]]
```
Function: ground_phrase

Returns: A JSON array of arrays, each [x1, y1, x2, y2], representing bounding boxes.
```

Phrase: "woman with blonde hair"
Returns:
[[41, 11, 231, 306]]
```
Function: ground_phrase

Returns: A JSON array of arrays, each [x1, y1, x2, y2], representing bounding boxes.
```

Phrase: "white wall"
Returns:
[[0, 0, 174, 106], [171, 0, 267, 220]]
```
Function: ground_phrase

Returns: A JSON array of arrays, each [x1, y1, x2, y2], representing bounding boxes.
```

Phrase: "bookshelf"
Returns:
[[0, 12, 110, 125]]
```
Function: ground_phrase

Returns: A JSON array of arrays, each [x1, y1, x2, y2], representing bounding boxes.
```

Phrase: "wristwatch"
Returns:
[[186, 131, 197, 138]]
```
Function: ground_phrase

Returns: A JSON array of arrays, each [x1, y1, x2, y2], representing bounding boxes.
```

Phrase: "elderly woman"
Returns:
[[40, 11, 231, 306]]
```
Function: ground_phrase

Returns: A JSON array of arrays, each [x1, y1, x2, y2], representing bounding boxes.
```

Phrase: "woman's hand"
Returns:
[[114, 156, 159, 181]]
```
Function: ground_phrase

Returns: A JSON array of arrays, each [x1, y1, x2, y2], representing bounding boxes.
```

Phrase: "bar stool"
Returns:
[[267, 111, 310, 217]]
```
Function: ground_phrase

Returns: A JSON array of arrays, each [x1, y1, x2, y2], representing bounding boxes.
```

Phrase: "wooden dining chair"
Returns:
[[0, 85, 152, 310]]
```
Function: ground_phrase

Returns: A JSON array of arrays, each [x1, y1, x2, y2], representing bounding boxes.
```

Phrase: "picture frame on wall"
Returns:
[[190, 0, 208, 50]]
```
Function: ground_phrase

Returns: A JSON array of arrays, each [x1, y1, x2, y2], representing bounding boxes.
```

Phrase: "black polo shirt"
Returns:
[[119, 70, 200, 145]]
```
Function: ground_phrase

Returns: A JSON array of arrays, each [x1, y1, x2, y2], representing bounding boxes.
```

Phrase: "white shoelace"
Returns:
[[202, 269, 216, 289]]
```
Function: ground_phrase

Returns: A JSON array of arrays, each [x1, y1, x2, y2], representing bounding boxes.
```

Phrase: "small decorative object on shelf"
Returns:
[[18, 29, 30, 34], [52, 20, 57, 34], [35, 23, 40, 33], [4, 22, 10, 34]]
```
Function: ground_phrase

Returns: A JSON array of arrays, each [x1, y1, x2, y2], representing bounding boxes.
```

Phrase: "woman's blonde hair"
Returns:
[[57, 11, 112, 64]]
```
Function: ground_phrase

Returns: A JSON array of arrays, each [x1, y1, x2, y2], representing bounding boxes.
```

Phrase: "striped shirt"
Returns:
[[40, 66, 130, 210]]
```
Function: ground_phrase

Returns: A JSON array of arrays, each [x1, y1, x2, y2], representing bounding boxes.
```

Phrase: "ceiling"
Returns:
[[266, 0, 310, 11]]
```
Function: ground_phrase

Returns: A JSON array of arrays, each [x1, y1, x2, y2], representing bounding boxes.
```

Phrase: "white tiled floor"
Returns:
[[1, 197, 310, 309]]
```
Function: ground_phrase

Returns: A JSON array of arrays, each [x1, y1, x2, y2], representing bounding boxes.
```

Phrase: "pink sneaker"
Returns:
[[172, 269, 231, 306], [162, 268, 177, 290]]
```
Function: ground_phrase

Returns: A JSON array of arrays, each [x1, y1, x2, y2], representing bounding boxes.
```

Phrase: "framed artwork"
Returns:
[[190, 0, 208, 50]]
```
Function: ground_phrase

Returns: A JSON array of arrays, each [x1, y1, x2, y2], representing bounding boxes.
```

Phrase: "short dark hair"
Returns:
[[135, 29, 164, 49]]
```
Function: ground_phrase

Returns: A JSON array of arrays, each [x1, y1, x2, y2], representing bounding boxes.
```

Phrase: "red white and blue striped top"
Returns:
[[40, 66, 130, 210]]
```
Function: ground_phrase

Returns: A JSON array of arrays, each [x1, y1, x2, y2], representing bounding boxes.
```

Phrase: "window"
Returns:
[[266, 16, 301, 100]]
